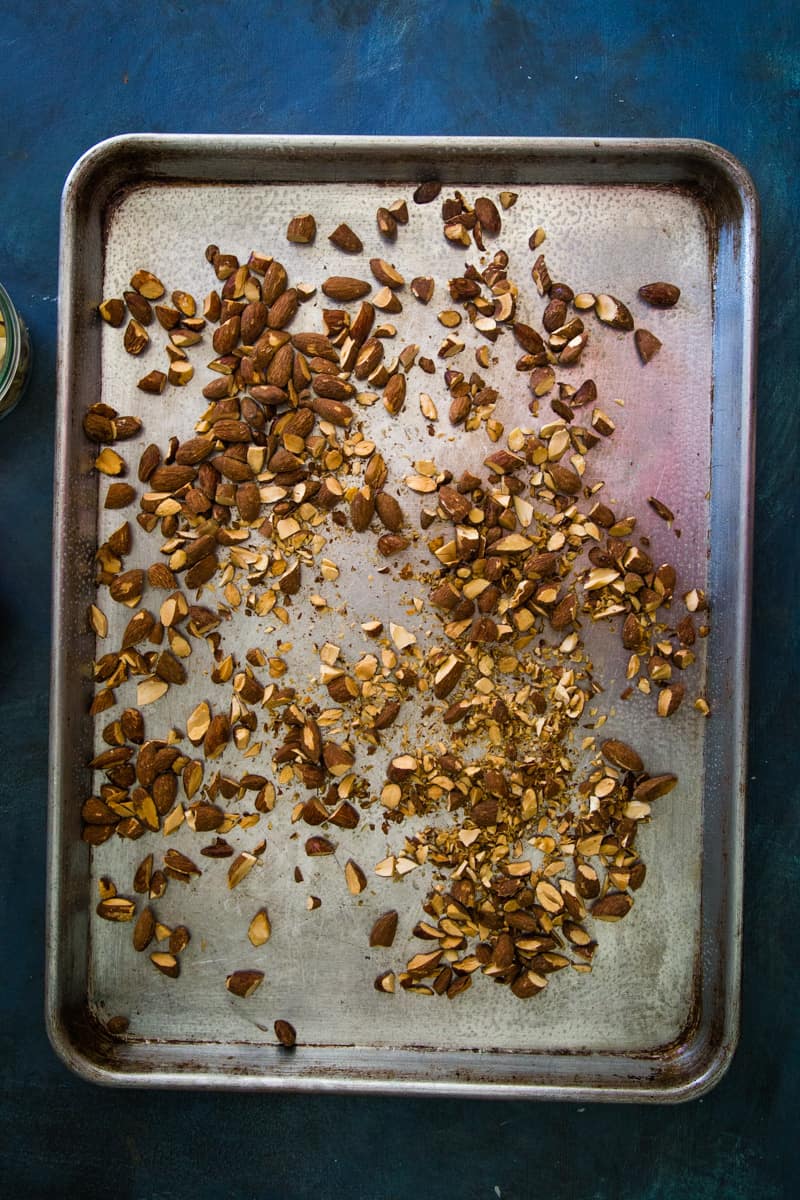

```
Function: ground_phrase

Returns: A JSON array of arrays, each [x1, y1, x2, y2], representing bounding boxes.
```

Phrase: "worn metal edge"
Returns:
[[702, 137, 759, 1093], [46, 135, 758, 1099], [45, 147, 82, 1074]]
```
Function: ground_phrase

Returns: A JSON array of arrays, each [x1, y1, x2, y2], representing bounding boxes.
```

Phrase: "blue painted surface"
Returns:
[[0, 1, 797, 1195]]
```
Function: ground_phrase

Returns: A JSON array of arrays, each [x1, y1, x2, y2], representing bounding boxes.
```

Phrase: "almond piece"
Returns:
[[287, 213, 316, 243], [226, 969, 263, 997], [369, 910, 398, 947], [328, 223, 363, 253], [635, 328, 662, 363], [274, 1019, 296, 1047]]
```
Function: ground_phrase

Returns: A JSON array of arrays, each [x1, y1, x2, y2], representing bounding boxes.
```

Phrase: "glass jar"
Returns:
[[0, 282, 31, 420]]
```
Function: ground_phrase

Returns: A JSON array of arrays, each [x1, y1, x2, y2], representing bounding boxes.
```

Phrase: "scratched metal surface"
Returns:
[[48, 136, 754, 1099]]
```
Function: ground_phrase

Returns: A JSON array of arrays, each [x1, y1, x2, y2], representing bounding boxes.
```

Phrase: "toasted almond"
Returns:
[[248, 908, 272, 946], [226, 969, 263, 997], [345, 859, 367, 895]]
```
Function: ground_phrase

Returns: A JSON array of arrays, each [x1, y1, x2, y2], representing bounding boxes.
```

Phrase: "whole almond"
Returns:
[[152, 773, 177, 813], [240, 301, 269, 343], [175, 436, 214, 466], [513, 322, 546, 357], [268, 288, 299, 329], [211, 419, 251, 443], [279, 407, 315, 438], [123, 290, 152, 325], [310, 395, 353, 426], [633, 774, 678, 802], [543, 298, 567, 332], [377, 533, 410, 556], [350, 485, 375, 532], [305, 835, 336, 856], [322, 277, 371, 302], [202, 376, 234, 400], [274, 1019, 297, 1047], [236, 482, 261, 522], [550, 592, 577, 630], [475, 196, 501, 236], [216, 454, 254, 483], [212, 316, 240, 355], [639, 282, 680, 307], [149, 464, 196, 492], [449, 393, 471, 425], [261, 260, 288, 305], [147, 562, 177, 589], [292, 332, 338, 360], [601, 739, 644, 774], [375, 491, 404, 532], [312, 374, 354, 402], [133, 906, 156, 951], [548, 463, 581, 495], [591, 893, 633, 921], [265, 341, 294, 387], [413, 181, 441, 204]]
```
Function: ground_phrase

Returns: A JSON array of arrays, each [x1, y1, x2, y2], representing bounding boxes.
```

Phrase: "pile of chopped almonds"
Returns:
[[86, 187, 710, 1024]]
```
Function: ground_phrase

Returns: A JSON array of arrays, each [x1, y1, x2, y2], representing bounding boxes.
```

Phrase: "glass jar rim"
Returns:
[[0, 281, 23, 397]]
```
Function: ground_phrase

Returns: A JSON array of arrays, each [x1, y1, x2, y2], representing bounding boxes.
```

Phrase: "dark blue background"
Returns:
[[1, 2, 797, 1196]]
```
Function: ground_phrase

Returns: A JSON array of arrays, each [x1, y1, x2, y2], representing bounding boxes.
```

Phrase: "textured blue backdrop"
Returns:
[[1, 1, 797, 1196]]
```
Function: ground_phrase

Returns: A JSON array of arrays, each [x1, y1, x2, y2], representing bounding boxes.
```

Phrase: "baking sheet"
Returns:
[[48, 136, 757, 1099]]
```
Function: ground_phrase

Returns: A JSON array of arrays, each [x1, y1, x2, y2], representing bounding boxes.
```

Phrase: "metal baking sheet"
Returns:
[[47, 136, 757, 1100]]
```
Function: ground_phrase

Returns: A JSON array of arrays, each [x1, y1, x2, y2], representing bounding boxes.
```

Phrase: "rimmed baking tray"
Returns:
[[47, 135, 757, 1100]]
